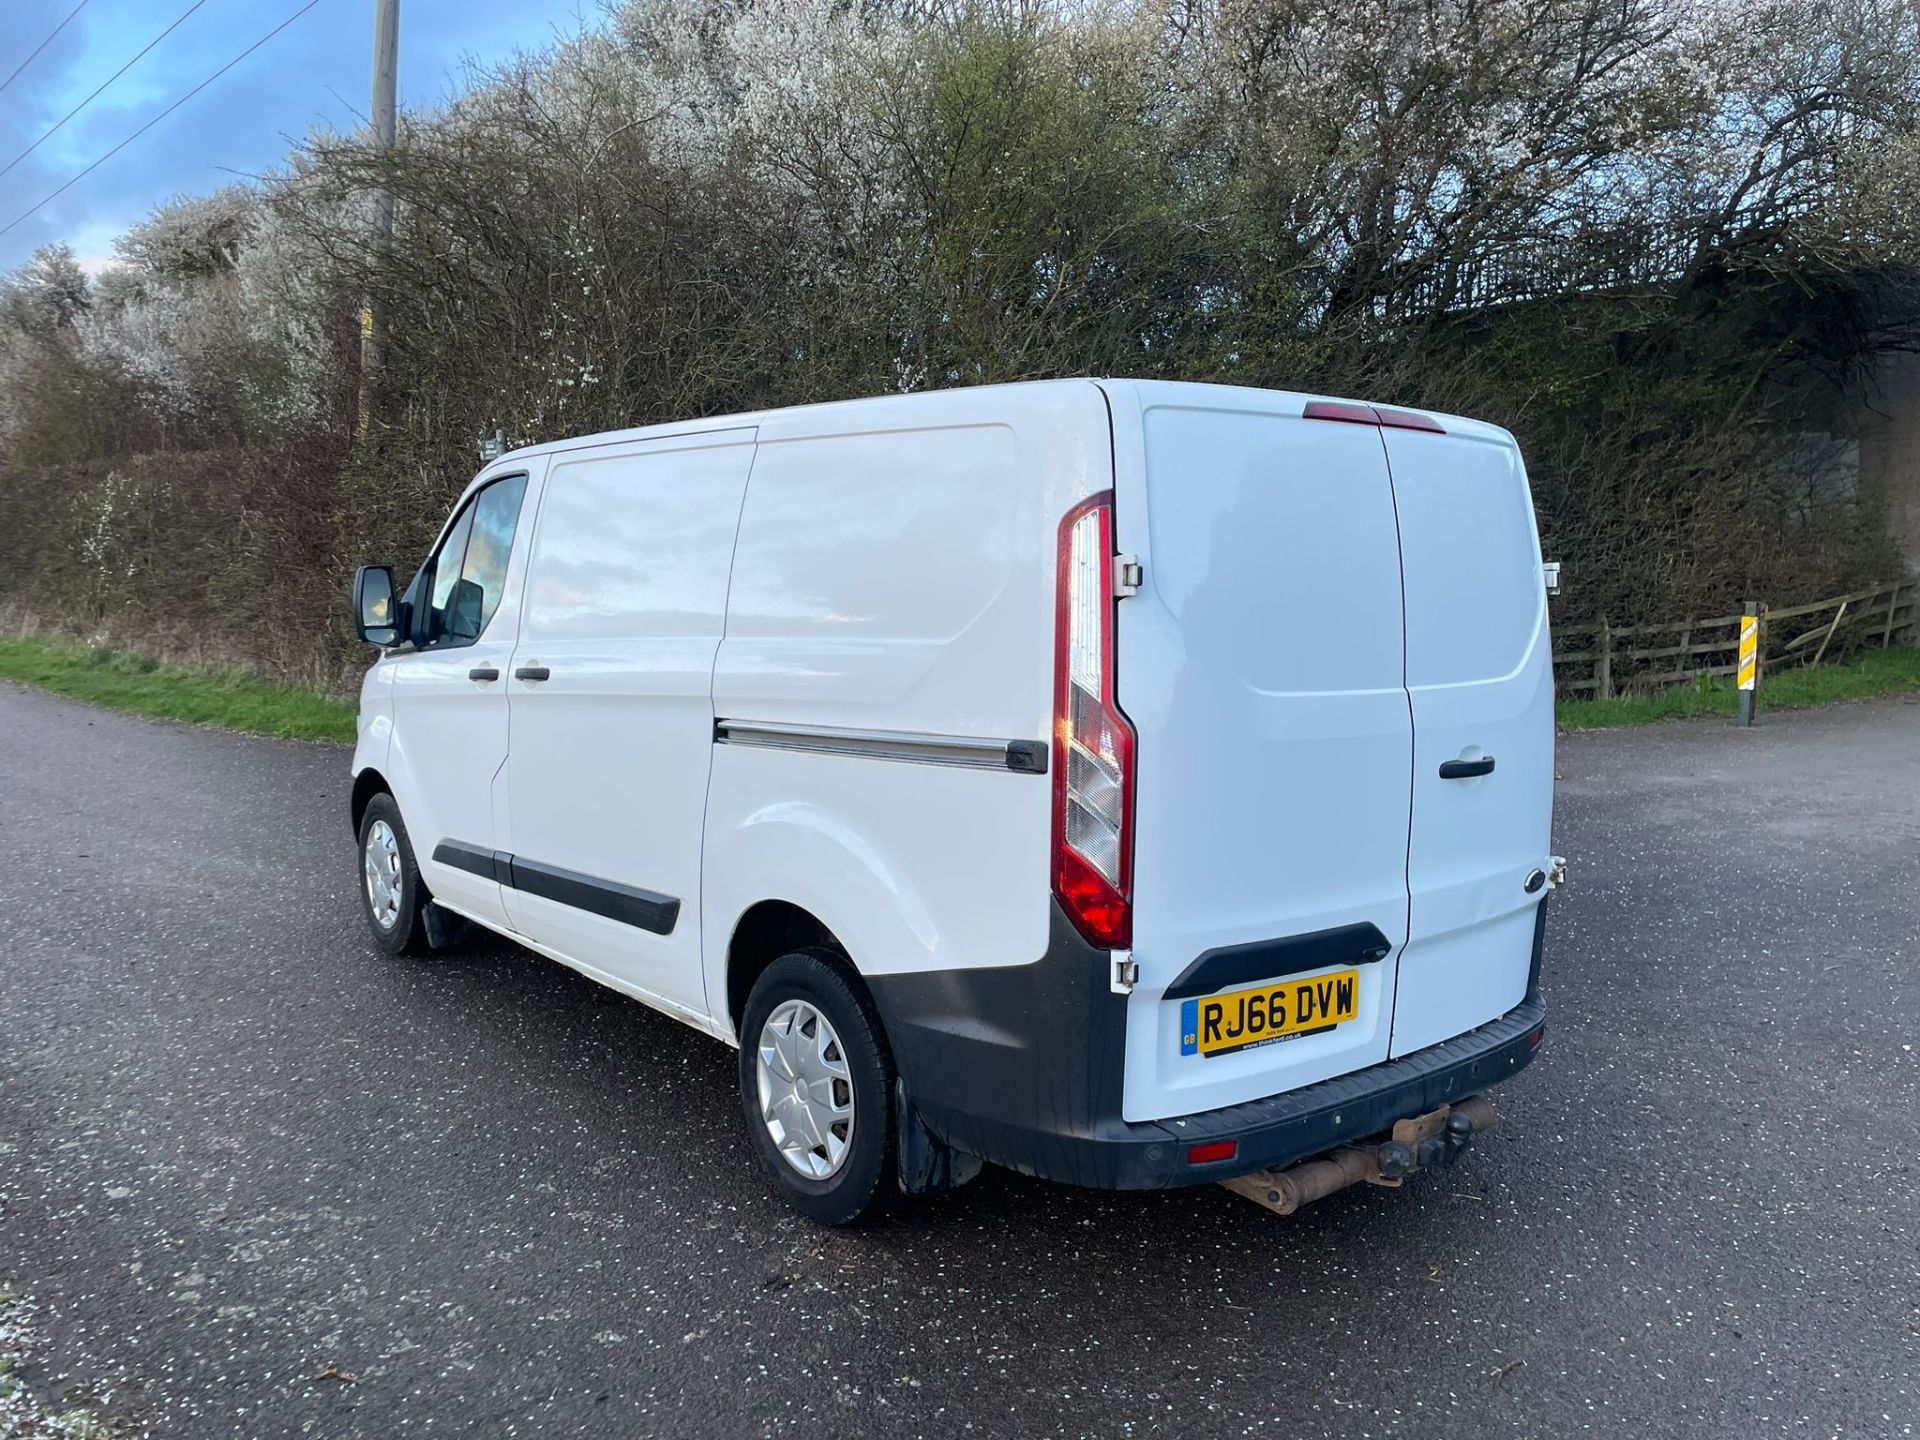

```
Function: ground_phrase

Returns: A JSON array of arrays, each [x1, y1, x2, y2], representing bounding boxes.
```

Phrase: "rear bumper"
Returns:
[[869, 902, 1548, 1192], [1095, 995, 1543, 1188]]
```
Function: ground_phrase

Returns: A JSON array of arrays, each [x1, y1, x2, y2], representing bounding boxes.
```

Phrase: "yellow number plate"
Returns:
[[1179, 969, 1360, 1059]]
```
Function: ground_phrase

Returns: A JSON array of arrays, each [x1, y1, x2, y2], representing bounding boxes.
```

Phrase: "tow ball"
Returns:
[[1220, 1095, 1497, 1216]]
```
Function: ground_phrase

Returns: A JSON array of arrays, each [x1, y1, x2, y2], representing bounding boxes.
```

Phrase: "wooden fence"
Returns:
[[1553, 581, 1917, 699]]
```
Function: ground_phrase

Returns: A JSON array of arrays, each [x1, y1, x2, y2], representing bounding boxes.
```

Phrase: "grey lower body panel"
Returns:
[[868, 900, 1549, 1191]]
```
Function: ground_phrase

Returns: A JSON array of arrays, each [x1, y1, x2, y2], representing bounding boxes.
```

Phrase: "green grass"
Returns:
[[0, 633, 355, 742], [3, 631, 1911, 745], [1557, 645, 1920, 730]]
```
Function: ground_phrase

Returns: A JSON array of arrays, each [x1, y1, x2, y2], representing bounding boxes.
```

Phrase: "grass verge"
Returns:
[[1557, 645, 1920, 730], [3, 632, 1911, 744], [0, 633, 355, 742]]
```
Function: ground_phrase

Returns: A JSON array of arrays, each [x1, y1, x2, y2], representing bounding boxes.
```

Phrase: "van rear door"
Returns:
[[1381, 421, 1554, 1057], [1105, 383, 1413, 1125]]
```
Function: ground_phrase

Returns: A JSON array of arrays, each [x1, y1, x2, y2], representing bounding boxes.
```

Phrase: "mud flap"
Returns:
[[896, 1081, 985, 1197], [422, 901, 472, 950]]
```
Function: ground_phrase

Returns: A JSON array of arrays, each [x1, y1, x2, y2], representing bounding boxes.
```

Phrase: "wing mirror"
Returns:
[[353, 564, 402, 647]]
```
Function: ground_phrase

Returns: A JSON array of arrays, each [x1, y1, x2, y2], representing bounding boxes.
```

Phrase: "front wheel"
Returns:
[[357, 793, 430, 957], [739, 950, 898, 1225]]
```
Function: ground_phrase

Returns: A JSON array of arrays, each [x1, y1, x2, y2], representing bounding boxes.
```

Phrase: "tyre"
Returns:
[[739, 949, 898, 1225], [357, 793, 431, 957]]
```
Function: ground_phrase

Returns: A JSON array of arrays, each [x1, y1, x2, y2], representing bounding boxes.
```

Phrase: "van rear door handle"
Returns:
[[468, 666, 500, 682], [514, 665, 551, 682], [1439, 756, 1496, 780]]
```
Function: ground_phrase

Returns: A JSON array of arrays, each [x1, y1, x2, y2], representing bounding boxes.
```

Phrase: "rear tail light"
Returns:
[[1053, 492, 1135, 949]]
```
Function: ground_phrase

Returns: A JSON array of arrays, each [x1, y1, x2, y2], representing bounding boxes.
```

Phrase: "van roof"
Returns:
[[482, 377, 1516, 472]]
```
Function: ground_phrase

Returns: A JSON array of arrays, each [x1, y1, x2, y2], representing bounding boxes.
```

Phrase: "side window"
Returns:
[[422, 474, 528, 647], [450, 475, 528, 642], [423, 505, 476, 644]]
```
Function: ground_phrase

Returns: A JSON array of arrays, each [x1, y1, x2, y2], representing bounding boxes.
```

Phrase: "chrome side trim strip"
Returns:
[[714, 719, 1048, 775]]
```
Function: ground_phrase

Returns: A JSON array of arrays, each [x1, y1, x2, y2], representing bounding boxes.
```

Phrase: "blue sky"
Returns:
[[0, 0, 598, 273]]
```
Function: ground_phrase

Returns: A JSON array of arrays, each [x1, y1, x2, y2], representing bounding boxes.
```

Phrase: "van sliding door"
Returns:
[[502, 429, 757, 1021]]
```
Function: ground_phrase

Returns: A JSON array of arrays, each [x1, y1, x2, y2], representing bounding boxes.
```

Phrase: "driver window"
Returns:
[[451, 474, 528, 642], [422, 474, 527, 647], [425, 505, 476, 643]]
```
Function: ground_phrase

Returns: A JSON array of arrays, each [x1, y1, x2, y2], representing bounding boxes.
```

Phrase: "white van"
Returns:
[[349, 379, 1556, 1224]]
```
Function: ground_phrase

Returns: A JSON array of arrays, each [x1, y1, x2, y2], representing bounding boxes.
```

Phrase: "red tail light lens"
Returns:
[[1053, 492, 1134, 949]]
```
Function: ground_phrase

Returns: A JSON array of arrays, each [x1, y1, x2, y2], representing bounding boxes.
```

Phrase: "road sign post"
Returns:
[[1737, 601, 1761, 727]]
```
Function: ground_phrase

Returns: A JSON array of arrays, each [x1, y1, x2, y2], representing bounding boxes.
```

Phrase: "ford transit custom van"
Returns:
[[349, 379, 1556, 1224]]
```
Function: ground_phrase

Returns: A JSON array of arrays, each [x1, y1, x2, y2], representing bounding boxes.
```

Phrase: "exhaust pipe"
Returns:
[[1232, 1145, 1376, 1216], [1221, 1095, 1497, 1217]]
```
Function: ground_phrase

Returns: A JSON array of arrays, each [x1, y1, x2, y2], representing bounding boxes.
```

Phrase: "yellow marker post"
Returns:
[[1737, 601, 1760, 727]]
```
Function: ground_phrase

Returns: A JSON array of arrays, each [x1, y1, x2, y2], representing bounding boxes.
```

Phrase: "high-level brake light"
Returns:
[[1301, 400, 1446, 433], [1053, 492, 1135, 949]]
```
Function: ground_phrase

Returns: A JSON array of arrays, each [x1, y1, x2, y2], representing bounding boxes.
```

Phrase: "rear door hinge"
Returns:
[[1110, 951, 1138, 994], [1113, 554, 1142, 598]]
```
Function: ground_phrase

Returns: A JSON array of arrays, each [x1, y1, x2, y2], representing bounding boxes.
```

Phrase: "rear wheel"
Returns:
[[358, 793, 430, 957], [739, 950, 897, 1225]]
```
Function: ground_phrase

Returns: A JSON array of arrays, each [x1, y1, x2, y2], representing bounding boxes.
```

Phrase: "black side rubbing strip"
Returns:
[[1163, 922, 1393, 1001], [507, 856, 680, 936], [433, 840, 496, 882], [432, 841, 679, 935]]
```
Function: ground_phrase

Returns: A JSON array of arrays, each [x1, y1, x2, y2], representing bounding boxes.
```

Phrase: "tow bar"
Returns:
[[1220, 1095, 1497, 1216]]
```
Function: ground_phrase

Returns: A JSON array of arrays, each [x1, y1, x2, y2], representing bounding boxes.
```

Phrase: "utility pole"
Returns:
[[357, 0, 398, 434]]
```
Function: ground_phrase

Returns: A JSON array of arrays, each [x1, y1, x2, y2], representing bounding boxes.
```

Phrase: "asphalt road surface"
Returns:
[[2, 681, 1917, 1439]]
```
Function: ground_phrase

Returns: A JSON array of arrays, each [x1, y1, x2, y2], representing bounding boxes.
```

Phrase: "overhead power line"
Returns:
[[0, 0, 92, 101], [0, 0, 214, 184], [0, 0, 324, 243]]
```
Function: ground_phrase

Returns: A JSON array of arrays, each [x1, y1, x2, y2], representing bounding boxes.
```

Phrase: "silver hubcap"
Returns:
[[363, 819, 403, 930], [756, 1000, 855, 1179]]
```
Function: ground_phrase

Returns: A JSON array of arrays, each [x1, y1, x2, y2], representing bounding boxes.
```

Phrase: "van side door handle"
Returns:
[[514, 665, 551, 682], [1439, 756, 1496, 780], [468, 666, 500, 682]]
